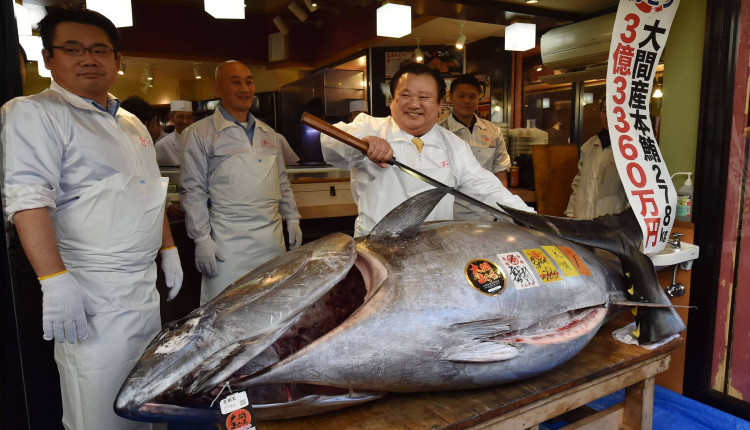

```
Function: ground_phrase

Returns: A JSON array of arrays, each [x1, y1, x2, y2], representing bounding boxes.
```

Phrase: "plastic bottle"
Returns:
[[676, 173, 693, 222], [509, 162, 520, 187]]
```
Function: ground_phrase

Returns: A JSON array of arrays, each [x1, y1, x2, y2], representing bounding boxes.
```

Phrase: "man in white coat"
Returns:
[[321, 62, 532, 237], [155, 100, 194, 166], [565, 98, 629, 219], [181, 61, 303, 305], [439, 74, 512, 220], [1, 6, 182, 429]]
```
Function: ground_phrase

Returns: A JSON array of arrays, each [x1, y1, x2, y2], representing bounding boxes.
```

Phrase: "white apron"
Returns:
[[51, 173, 168, 430], [355, 166, 456, 237], [201, 152, 285, 304], [454, 147, 496, 221]]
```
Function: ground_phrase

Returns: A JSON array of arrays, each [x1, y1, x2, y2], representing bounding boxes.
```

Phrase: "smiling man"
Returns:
[[180, 61, 302, 305], [1, 6, 182, 430], [321, 62, 532, 237]]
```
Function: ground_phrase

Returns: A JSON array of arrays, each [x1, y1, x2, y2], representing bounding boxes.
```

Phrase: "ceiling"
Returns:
[[21, 0, 619, 83]]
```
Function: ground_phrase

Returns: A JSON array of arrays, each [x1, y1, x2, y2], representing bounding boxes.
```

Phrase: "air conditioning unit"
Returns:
[[268, 32, 288, 62], [540, 13, 615, 71]]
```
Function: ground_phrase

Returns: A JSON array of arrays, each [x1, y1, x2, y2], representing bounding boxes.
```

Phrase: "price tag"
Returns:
[[218, 391, 256, 430], [219, 391, 249, 415]]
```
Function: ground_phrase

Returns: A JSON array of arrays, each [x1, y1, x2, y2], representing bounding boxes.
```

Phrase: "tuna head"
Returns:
[[115, 233, 384, 422]]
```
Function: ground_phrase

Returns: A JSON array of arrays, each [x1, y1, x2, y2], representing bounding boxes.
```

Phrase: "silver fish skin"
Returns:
[[115, 219, 626, 422]]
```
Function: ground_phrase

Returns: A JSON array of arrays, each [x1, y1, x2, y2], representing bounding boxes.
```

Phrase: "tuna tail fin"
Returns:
[[499, 206, 686, 344], [369, 188, 451, 238]]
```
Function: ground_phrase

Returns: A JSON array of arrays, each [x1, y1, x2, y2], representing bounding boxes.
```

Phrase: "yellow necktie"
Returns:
[[412, 136, 425, 153]]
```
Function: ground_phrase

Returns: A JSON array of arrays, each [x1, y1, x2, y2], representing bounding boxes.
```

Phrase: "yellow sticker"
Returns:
[[542, 246, 580, 277], [522, 249, 561, 283]]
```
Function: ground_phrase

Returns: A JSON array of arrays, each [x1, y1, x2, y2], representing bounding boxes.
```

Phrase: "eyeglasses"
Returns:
[[51, 43, 115, 57]]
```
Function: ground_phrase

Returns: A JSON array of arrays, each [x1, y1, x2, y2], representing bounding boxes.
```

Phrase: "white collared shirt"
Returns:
[[180, 108, 300, 241], [438, 114, 511, 174], [2, 81, 159, 221], [320, 114, 532, 231]]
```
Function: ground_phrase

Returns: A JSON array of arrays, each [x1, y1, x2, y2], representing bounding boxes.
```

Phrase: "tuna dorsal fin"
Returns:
[[369, 188, 451, 238], [498, 206, 686, 344]]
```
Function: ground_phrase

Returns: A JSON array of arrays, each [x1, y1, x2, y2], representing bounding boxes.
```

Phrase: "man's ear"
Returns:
[[41, 49, 51, 69]]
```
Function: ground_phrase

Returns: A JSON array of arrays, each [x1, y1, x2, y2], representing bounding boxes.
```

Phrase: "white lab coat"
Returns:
[[439, 114, 512, 220], [565, 133, 629, 219], [1, 81, 164, 430], [321, 114, 532, 237], [155, 130, 183, 166], [180, 108, 301, 304]]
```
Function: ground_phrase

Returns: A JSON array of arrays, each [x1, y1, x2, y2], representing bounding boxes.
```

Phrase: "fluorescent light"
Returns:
[[542, 98, 550, 108], [377, 3, 411, 38], [289, 2, 308, 22], [193, 62, 202, 79], [204, 0, 245, 19], [526, 0, 539, 3], [14, 3, 32, 36], [118, 63, 126, 75], [24, 4, 47, 30], [87, 0, 133, 28], [19, 35, 43, 62], [505, 22, 536, 51]]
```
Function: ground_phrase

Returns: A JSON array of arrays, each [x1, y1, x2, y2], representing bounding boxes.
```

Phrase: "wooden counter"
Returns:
[[257, 320, 683, 430]]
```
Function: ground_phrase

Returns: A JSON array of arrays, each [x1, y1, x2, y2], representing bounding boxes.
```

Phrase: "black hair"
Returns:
[[390, 62, 446, 102], [449, 74, 482, 95], [38, 5, 120, 58], [121, 95, 157, 125]]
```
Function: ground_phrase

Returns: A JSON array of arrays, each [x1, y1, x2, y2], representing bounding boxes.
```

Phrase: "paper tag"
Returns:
[[220, 391, 249, 415]]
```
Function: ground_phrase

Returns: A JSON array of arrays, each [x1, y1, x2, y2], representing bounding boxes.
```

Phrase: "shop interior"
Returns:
[[3, 0, 750, 428]]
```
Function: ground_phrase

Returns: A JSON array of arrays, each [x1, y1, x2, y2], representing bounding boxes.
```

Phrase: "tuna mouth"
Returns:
[[491, 306, 606, 345]]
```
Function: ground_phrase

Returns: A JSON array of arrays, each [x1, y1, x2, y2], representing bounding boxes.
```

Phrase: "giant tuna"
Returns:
[[114, 188, 685, 423]]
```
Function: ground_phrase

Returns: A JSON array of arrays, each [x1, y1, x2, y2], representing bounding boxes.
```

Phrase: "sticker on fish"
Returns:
[[558, 246, 592, 276], [465, 259, 506, 296], [497, 252, 540, 289], [522, 249, 561, 283], [542, 246, 580, 277], [606, 0, 680, 254], [211, 383, 256, 430]]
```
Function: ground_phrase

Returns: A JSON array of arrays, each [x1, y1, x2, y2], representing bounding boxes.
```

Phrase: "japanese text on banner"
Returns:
[[606, 0, 679, 254]]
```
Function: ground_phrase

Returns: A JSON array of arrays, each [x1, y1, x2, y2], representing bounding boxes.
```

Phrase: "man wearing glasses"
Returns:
[[1, 6, 182, 429], [321, 62, 532, 237]]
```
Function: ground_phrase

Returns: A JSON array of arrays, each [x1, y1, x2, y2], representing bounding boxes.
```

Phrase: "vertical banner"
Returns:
[[607, 0, 679, 254]]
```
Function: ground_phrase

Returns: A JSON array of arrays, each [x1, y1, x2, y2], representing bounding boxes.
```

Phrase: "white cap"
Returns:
[[170, 100, 192, 112], [349, 99, 368, 114]]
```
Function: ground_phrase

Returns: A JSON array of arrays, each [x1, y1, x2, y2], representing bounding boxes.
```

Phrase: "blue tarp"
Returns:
[[542, 385, 750, 430]]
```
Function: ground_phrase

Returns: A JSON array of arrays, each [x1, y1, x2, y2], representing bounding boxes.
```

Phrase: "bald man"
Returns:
[[180, 61, 302, 305]]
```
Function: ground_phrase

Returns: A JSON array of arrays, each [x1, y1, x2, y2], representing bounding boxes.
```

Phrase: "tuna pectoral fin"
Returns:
[[441, 342, 519, 362], [498, 206, 686, 344]]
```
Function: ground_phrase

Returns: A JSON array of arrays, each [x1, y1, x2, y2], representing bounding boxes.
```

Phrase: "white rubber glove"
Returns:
[[39, 271, 97, 343], [287, 221, 303, 250], [160, 247, 183, 301], [195, 236, 224, 277]]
